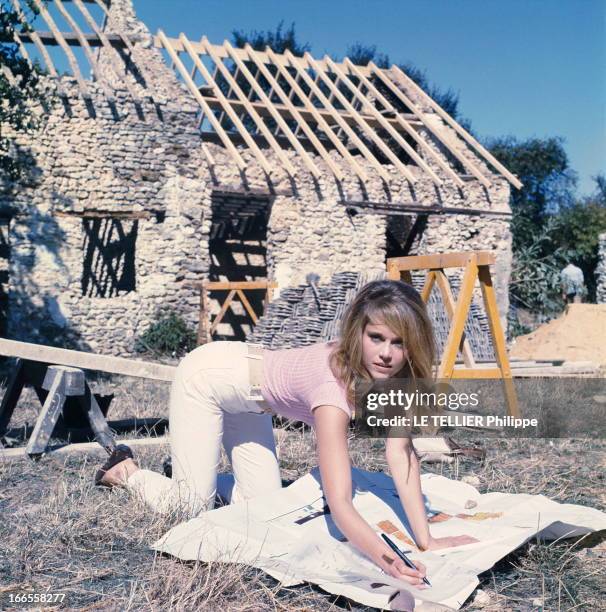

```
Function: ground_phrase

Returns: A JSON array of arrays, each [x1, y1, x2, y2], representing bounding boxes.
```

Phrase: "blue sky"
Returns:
[[134, 2, 603, 195]]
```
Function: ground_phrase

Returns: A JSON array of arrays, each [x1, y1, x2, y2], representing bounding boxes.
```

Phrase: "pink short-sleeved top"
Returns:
[[261, 342, 353, 426]]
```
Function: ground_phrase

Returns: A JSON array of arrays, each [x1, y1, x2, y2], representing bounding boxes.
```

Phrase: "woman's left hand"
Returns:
[[424, 535, 479, 550]]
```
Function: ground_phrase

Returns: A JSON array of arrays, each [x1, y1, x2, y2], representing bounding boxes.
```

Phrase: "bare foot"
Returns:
[[99, 458, 139, 487]]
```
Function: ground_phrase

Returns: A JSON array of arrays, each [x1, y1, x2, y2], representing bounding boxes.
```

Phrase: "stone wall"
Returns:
[[597, 233, 606, 304], [0, 0, 209, 355], [1, 0, 514, 355]]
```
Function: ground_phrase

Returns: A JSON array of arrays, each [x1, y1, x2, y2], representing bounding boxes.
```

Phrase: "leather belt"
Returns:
[[245, 343, 273, 415]]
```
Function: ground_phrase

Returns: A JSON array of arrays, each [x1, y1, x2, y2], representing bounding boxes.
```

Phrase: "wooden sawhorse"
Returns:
[[0, 338, 176, 457], [0, 359, 116, 457], [387, 250, 520, 418]]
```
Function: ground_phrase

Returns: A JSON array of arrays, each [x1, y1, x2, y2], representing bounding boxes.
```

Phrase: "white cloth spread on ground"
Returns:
[[152, 468, 606, 610]]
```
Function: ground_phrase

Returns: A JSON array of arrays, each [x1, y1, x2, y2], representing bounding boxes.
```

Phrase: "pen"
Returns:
[[381, 533, 432, 587]]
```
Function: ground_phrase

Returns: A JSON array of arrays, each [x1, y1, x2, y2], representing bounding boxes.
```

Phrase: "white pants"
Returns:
[[126, 341, 282, 517]]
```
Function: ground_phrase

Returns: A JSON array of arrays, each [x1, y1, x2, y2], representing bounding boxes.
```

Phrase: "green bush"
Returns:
[[135, 312, 197, 358], [509, 217, 568, 321]]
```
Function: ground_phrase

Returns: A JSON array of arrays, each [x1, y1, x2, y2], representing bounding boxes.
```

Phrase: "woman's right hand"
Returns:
[[378, 550, 428, 589]]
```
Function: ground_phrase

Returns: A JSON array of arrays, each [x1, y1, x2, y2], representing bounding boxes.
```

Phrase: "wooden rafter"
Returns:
[[199, 37, 296, 177], [223, 40, 322, 179], [266, 46, 370, 182], [157, 30, 246, 171], [53, 0, 115, 101], [242, 43, 346, 181], [305, 52, 417, 184], [342, 57, 465, 188], [8, 3, 521, 190], [389, 64, 523, 190], [29, 0, 91, 98], [71, 0, 139, 100], [371, 62, 492, 188], [327, 55, 442, 186]]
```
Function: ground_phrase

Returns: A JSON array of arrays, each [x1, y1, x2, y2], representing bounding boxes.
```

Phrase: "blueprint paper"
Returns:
[[152, 468, 606, 610]]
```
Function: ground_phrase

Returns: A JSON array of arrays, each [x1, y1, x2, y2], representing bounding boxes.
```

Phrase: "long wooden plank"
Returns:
[[210, 289, 237, 334], [242, 43, 345, 181], [31, 0, 90, 98], [390, 64, 523, 190], [323, 56, 428, 185], [53, 0, 114, 101], [157, 30, 246, 171], [236, 289, 258, 324], [206, 280, 278, 290], [12, 30, 375, 81], [343, 58, 465, 188], [12, 31, 32, 63], [0, 338, 176, 381], [387, 251, 495, 271], [477, 265, 520, 417], [437, 256, 478, 378], [223, 40, 321, 179], [0, 436, 170, 460], [1, 426, 288, 460], [266, 47, 371, 182], [200, 142, 216, 167], [371, 63, 492, 189], [297, 51, 392, 183], [434, 270, 477, 368], [420, 270, 436, 303], [199, 36, 295, 177], [13, 29, 119, 47]]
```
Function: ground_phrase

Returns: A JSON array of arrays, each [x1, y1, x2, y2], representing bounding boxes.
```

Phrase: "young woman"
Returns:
[[95, 279, 475, 588]]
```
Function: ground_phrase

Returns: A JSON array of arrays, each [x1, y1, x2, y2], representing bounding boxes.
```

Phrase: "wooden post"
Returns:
[[437, 255, 478, 378], [197, 280, 211, 345], [478, 264, 520, 417]]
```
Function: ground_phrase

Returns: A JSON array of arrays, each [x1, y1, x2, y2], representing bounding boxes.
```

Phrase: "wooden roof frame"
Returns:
[[6, 0, 523, 190]]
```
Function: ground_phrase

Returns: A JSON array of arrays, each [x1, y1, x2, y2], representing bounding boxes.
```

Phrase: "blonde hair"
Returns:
[[329, 279, 436, 408]]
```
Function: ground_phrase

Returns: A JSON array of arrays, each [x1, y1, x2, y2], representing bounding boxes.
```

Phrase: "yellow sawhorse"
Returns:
[[386, 250, 520, 418]]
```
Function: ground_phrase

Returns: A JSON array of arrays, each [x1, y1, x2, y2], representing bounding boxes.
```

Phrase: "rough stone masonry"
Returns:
[[0, 0, 513, 355]]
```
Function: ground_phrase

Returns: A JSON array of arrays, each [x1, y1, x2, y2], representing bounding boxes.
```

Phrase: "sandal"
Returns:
[[94, 444, 134, 487]]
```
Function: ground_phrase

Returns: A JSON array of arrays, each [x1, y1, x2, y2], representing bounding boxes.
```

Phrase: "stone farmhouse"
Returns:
[[2, 0, 522, 355]]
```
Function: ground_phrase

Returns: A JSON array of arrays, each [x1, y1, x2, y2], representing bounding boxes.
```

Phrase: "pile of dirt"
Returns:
[[510, 304, 606, 364]]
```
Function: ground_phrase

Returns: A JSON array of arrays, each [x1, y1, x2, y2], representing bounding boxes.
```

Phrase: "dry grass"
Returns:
[[1, 376, 605, 611]]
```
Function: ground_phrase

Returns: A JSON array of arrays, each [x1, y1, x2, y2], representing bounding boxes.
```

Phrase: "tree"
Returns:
[[231, 21, 311, 56], [488, 138, 604, 323], [487, 136, 577, 251], [551, 175, 606, 301], [0, 0, 48, 181]]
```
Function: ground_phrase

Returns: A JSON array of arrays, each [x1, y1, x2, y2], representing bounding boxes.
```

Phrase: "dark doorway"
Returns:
[[385, 213, 428, 260], [81, 218, 137, 298], [208, 192, 271, 340]]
